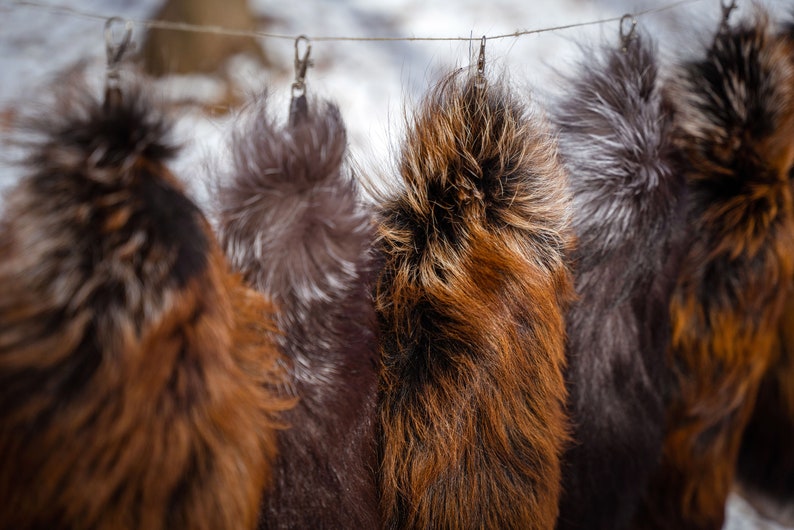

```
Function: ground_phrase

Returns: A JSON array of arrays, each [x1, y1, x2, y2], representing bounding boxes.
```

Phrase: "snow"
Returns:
[[0, 1, 792, 528]]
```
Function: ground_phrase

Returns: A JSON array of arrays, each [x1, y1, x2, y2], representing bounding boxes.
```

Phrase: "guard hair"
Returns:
[[216, 93, 380, 529], [635, 10, 794, 530], [0, 79, 289, 530], [736, 18, 794, 525], [375, 70, 575, 530], [550, 32, 686, 530]]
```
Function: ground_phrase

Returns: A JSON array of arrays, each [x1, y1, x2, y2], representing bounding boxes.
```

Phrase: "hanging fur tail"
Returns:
[[375, 70, 575, 529], [734, 18, 794, 527], [217, 94, 380, 529], [634, 10, 794, 530], [551, 31, 685, 530], [0, 80, 289, 530]]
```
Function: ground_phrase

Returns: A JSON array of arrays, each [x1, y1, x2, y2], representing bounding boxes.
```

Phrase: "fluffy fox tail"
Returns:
[[217, 94, 380, 529], [376, 71, 575, 530], [0, 81, 288, 530]]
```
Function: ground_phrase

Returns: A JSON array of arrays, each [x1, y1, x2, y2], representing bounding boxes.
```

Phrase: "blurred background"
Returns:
[[0, 1, 791, 528], [2, 0, 790, 203]]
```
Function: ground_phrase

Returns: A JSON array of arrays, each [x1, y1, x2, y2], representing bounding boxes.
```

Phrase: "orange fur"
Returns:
[[376, 72, 574, 529], [635, 13, 794, 529], [0, 85, 290, 529]]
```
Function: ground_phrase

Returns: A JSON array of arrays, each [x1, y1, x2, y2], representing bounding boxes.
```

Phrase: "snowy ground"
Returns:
[[0, 0, 792, 528]]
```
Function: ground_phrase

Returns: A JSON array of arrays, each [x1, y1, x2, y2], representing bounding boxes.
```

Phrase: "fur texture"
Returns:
[[0, 82, 290, 530], [733, 18, 794, 526], [635, 12, 794, 530], [550, 33, 685, 530], [217, 94, 380, 529], [736, 287, 794, 526], [375, 71, 575, 529]]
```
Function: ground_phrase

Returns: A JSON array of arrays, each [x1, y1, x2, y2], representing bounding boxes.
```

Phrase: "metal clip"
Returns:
[[716, 0, 737, 40], [291, 35, 312, 99], [104, 17, 134, 110], [619, 14, 637, 53], [289, 35, 312, 125], [475, 35, 486, 89]]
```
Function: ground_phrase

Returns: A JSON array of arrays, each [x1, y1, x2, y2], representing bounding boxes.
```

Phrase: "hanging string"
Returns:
[[10, 0, 707, 44]]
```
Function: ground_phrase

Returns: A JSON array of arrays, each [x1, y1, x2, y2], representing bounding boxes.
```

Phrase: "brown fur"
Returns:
[[376, 71, 574, 529], [736, 287, 794, 525], [635, 12, 794, 530], [0, 83, 290, 529]]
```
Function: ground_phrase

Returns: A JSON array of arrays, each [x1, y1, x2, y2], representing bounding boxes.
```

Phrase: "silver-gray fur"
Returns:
[[216, 94, 380, 529], [551, 33, 686, 530]]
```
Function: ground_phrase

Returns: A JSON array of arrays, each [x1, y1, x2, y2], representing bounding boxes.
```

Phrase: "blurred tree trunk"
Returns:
[[140, 0, 269, 76]]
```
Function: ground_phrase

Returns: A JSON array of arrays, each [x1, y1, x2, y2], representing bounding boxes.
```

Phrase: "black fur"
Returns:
[[736, 290, 794, 525]]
